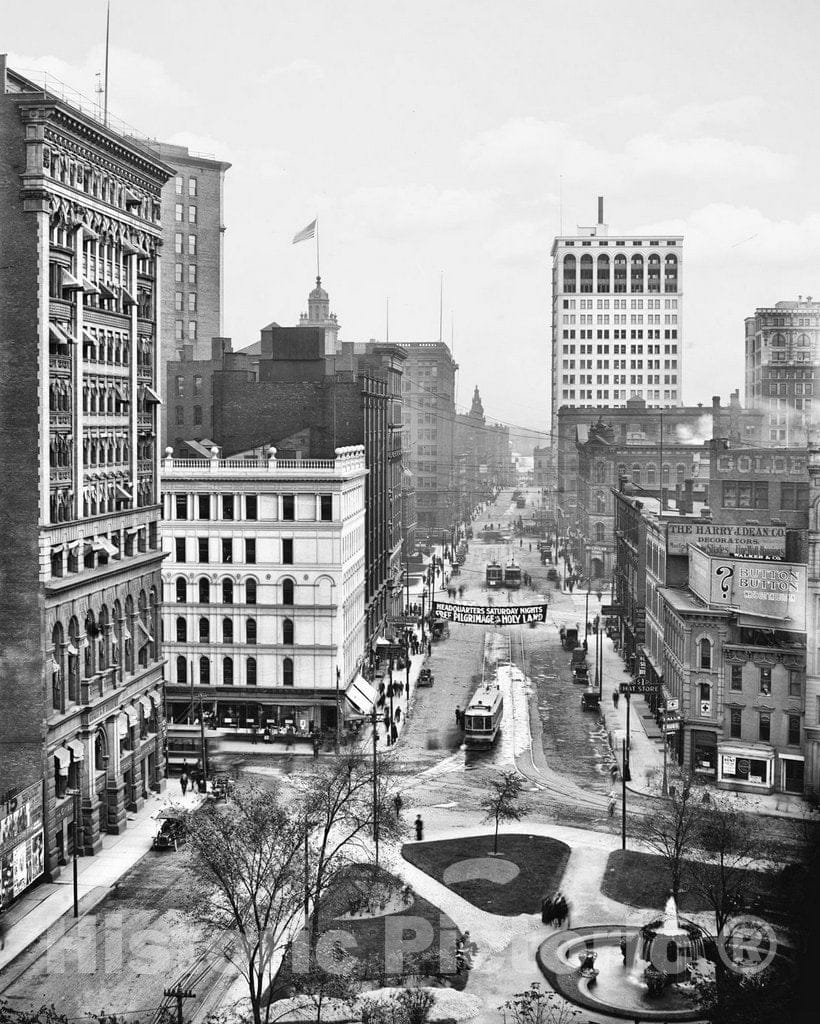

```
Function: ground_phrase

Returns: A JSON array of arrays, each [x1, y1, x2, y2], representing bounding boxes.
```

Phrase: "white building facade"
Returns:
[[160, 446, 367, 749], [550, 198, 684, 437]]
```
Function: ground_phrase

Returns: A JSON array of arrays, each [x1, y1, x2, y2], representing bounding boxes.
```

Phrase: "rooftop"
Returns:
[[162, 444, 367, 479]]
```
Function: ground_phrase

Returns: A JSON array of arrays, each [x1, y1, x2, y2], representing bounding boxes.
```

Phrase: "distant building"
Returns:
[[160, 446, 367, 752], [550, 197, 684, 440], [399, 342, 458, 539], [744, 295, 818, 444], [142, 142, 231, 447], [804, 430, 820, 796], [533, 446, 551, 490], [454, 386, 512, 520], [0, 58, 171, 894]]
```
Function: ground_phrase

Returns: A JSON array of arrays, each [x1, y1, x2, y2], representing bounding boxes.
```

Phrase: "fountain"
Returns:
[[536, 893, 711, 1022]]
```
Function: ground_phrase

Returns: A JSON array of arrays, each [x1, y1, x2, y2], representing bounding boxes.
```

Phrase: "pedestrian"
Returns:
[[608, 792, 616, 818], [414, 814, 424, 841], [427, 641, 432, 658], [312, 733, 321, 759], [519, 538, 523, 548], [612, 688, 619, 708], [180, 771, 189, 796], [0, 911, 7, 950], [559, 895, 570, 928], [529, 543, 532, 552], [384, 711, 391, 730], [541, 894, 554, 925], [610, 763, 618, 782], [455, 706, 461, 725]]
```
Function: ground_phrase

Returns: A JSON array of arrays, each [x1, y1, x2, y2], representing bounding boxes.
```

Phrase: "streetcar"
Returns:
[[486, 562, 503, 588], [503, 561, 521, 589], [463, 683, 504, 748]]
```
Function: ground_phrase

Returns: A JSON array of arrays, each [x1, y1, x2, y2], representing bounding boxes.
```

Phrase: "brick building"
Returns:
[[454, 386, 512, 521], [0, 58, 171, 898], [804, 430, 820, 796], [142, 142, 231, 448]]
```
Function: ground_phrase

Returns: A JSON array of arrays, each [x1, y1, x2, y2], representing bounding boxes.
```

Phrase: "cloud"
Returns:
[[624, 134, 792, 182], [660, 96, 771, 135], [261, 58, 324, 84], [336, 184, 499, 239]]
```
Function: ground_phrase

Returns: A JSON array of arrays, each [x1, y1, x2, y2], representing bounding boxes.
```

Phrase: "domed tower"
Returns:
[[469, 386, 485, 421], [299, 276, 341, 354]]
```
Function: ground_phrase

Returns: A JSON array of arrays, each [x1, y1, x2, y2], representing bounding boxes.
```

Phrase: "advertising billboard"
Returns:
[[0, 781, 44, 907], [433, 600, 548, 626], [688, 547, 806, 631], [667, 523, 786, 558]]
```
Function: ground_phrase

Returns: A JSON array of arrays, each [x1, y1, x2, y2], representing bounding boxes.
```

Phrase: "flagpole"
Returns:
[[316, 217, 320, 280], [104, 0, 111, 127]]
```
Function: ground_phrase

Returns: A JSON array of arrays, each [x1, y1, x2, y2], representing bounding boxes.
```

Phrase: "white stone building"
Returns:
[[160, 445, 367, 755]]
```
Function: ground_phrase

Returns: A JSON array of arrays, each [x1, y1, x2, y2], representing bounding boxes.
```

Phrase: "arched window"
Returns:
[[613, 254, 627, 293], [246, 578, 257, 604], [51, 622, 64, 712], [199, 617, 210, 642], [699, 638, 712, 670], [630, 253, 644, 292], [596, 461, 606, 484], [700, 682, 711, 702], [282, 578, 294, 605], [247, 657, 257, 686], [223, 618, 233, 643], [647, 253, 661, 293], [676, 463, 686, 484], [579, 253, 593, 293], [223, 656, 234, 686], [596, 253, 610, 293], [67, 616, 80, 702], [282, 617, 294, 645], [175, 577, 186, 602], [595, 492, 606, 513], [84, 610, 97, 678], [125, 596, 135, 674], [563, 253, 576, 293], [631, 463, 641, 486], [198, 577, 210, 603], [645, 463, 657, 486], [283, 656, 294, 687], [94, 727, 108, 775], [199, 656, 210, 685], [662, 464, 670, 486], [222, 579, 234, 604], [595, 522, 605, 543], [771, 333, 785, 347], [177, 655, 187, 685], [664, 253, 678, 292], [176, 616, 187, 642], [246, 618, 257, 644]]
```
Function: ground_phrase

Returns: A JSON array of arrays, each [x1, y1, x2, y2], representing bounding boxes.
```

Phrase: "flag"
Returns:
[[293, 219, 317, 244]]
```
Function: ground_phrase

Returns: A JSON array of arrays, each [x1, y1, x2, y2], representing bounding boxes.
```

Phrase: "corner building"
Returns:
[[0, 59, 171, 892]]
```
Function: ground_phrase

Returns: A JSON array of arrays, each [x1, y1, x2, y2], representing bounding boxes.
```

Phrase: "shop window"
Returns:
[[283, 657, 294, 687], [730, 664, 743, 691], [199, 617, 210, 642], [699, 638, 712, 670], [730, 707, 742, 738], [759, 666, 771, 695], [787, 714, 800, 746], [759, 711, 771, 743]]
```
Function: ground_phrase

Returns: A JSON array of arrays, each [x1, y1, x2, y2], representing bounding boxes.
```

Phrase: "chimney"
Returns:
[[711, 395, 724, 444], [598, 196, 604, 225]]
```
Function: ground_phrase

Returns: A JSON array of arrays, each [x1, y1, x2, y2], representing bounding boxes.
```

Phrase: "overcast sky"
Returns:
[[6, 0, 820, 437]]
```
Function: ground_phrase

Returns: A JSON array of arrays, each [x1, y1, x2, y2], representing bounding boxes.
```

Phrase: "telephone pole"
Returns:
[[163, 986, 195, 1024]]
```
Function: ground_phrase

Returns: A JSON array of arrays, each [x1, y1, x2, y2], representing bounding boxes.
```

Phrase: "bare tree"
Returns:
[[183, 782, 305, 1024], [480, 769, 529, 854], [498, 982, 582, 1024], [633, 769, 700, 903]]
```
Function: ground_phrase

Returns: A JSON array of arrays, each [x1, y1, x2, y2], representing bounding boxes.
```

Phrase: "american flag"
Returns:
[[292, 219, 317, 244]]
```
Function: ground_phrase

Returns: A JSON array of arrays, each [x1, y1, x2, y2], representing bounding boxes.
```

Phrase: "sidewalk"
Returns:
[[0, 788, 204, 973]]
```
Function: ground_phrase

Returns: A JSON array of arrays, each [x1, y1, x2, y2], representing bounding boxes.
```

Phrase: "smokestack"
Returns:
[[711, 395, 724, 443], [598, 196, 604, 225]]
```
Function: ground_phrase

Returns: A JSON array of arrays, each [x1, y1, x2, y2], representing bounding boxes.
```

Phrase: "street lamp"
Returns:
[[66, 787, 81, 917]]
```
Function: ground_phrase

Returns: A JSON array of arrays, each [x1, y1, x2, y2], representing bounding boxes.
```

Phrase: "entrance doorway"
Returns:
[[782, 758, 805, 794]]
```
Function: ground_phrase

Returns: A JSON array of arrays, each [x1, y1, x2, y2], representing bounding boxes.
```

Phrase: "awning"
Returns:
[[67, 738, 85, 761], [717, 742, 775, 760], [93, 536, 118, 557], [53, 747, 71, 774], [346, 674, 377, 716], [141, 385, 162, 405], [375, 637, 392, 648], [82, 224, 99, 240], [138, 620, 154, 643], [60, 268, 83, 291], [98, 283, 118, 302], [66, 641, 79, 655], [81, 327, 96, 347], [116, 484, 132, 501], [49, 322, 73, 346], [121, 288, 136, 307], [137, 694, 152, 715], [122, 704, 138, 726], [118, 713, 129, 738], [121, 239, 140, 256], [148, 689, 162, 707], [82, 278, 99, 295]]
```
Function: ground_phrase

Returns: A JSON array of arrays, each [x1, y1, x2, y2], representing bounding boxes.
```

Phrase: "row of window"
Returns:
[[562, 329, 679, 341], [174, 615, 273, 644], [175, 655, 268, 687], [171, 493, 333, 521], [174, 204, 198, 224], [175, 577, 259, 604], [563, 298, 678, 310], [729, 707, 800, 745], [174, 233, 197, 256], [175, 536, 260, 563], [175, 175, 198, 197], [561, 389, 679, 402], [721, 480, 808, 511], [562, 344, 678, 355], [729, 662, 802, 696]]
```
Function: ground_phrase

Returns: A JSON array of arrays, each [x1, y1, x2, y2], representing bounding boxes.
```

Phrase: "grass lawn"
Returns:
[[601, 849, 789, 923], [402, 834, 571, 915]]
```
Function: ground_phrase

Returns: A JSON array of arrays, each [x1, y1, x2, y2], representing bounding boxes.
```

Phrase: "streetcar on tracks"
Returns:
[[486, 562, 503, 588], [503, 560, 521, 589], [463, 683, 504, 748]]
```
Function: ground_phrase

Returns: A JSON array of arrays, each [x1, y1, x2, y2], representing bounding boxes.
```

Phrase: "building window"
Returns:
[[175, 175, 183, 195], [282, 538, 294, 564], [730, 707, 742, 739], [199, 617, 210, 642], [789, 671, 802, 698], [198, 578, 210, 603], [176, 617, 187, 642], [175, 375, 185, 398], [282, 578, 294, 605], [246, 494, 258, 520], [223, 495, 235, 520], [699, 638, 712, 670], [245, 538, 256, 564], [175, 494, 188, 520], [198, 537, 209, 562], [222, 538, 233, 564], [174, 263, 183, 284], [188, 235, 197, 256], [175, 320, 184, 341], [175, 405, 185, 425], [223, 618, 233, 643], [282, 494, 295, 520], [176, 655, 187, 685], [246, 578, 257, 604], [246, 618, 257, 644], [175, 537, 186, 562], [175, 577, 187, 602], [193, 405, 202, 425], [188, 177, 197, 197], [198, 494, 210, 520], [199, 655, 210, 685], [188, 292, 197, 313], [188, 264, 197, 286], [188, 320, 197, 341], [282, 617, 294, 644], [320, 494, 333, 521], [722, 481, 768, 509], [781, 482, 809, 510], [174, 232, 183, 254], [759, 666, 771, 694], [787, 713, 801, 746], [730, 664, 743, 691], [283, 657, 294, 687], [175, 203, 183, 222], [188, 206, 197, 224], [193, 374, 203, 397], [759, 711, 771, 743], [222, 579, 234, 603], [247, 657, 257, 686]]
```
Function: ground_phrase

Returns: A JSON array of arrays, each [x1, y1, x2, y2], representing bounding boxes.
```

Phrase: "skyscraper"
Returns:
[[551, 197, 684, 437]]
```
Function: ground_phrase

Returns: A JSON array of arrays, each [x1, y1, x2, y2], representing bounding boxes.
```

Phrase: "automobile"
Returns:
[[547, 568, 558, 582], [431, 619, 449, 640], [418, 667, 434, 686], [152, 809, 186, 851], [581, 690, 600, 711], [562, 626, 578, 650], [210, 774, 231, 802]]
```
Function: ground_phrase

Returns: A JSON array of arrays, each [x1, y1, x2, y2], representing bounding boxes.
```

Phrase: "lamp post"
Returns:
[[584, 581, 590, 652], [661, 705, 668, 797], [66, 787, 81, 917], [370, 705, 380, 868], [335, 666, 341, 755]]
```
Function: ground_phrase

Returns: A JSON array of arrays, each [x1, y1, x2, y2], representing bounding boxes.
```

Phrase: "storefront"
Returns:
[[717, 743, 775, 793], [0, 782, 45, 909], [779, 753, 805, 795], [690, 729, 718, 779]]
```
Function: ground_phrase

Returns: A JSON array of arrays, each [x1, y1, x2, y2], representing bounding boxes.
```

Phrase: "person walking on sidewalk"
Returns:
[[608, 791, 616, 818], [612, 688, 620, 708], [414, 814, 424, 840], [180, 771, 189, 796], [427, 641, 432, 658]]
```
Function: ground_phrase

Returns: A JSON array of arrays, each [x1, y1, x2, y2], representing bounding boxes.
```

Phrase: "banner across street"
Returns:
[[433, 600, 549, 626]]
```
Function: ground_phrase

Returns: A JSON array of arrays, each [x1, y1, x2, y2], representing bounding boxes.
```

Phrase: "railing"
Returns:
[[50, 468, 72, 485], [50, 412, 71, 429], [50, 355, 72, 374], [164, 445, 367, 475]]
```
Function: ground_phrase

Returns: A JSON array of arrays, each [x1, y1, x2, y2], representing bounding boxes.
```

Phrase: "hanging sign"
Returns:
[[433, 600, 548, 626]]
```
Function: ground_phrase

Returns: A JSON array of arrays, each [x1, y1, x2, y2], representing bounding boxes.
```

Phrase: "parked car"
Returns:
[[152, 809, 186, 851], [418, 668, 434, 686], [581, 690, 600, 711]]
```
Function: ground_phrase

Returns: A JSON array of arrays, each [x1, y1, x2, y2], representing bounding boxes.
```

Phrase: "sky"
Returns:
[[6, 0, 820, 439]]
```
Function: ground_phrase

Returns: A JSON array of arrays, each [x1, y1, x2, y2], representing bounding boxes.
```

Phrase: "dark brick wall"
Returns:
[[0, 94, 47, 793]]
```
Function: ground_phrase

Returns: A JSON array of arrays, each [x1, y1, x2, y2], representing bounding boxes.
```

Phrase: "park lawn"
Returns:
[[601, 849, 787, 922], [402, 834, 571, 915]]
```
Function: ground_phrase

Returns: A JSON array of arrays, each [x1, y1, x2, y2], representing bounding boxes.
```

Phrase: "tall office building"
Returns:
[[0, 57, 171, 894], [745, 296, 817, 444], [551, 198, 684, 437], [143, 142, 231, 446]]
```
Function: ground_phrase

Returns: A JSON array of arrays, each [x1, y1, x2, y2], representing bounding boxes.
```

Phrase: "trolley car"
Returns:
[[503, 561, 521, 589], [486, 562, 503, 588], [463, 684, 504, 748]]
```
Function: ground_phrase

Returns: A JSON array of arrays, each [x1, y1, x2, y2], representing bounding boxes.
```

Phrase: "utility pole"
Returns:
[[621, 738, 627, 850], [335, 665, 341, 754], [388, 659, 395, 746], [371, 705, 379, 867], [163, 986, 195, 1024], [67, 788, 81, 917]]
